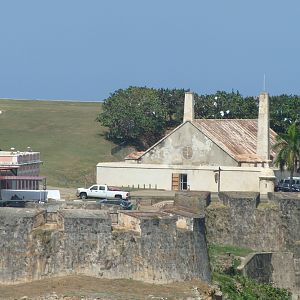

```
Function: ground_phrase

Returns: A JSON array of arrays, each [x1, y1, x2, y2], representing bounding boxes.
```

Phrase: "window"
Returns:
[[99, 186, 105, 190], [90, 186, 98, 191], [180, 174, 188, 190]]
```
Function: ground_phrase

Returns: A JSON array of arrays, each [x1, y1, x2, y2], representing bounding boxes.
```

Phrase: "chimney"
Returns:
[[256, 92, 270, 161], [183, 92, 194, 122]]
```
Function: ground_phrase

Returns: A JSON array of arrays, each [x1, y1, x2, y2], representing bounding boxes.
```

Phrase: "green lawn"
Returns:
[[0, 99, 130, 187]]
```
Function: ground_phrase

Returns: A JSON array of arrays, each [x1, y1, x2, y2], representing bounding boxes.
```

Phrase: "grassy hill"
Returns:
[[0, 99, 131, 187]]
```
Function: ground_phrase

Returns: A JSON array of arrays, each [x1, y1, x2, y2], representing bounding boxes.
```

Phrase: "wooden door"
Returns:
[[172, 173, 180, 191]]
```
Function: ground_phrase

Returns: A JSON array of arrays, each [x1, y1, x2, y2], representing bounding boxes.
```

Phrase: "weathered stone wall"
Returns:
[[0, 208, 211, 284], [205, 193, 300, 297], [274, 197, 300, 255], [205, 192, 294, 252], [239, 253, 273, 283], [240, 252, 297, 293], [60, 213, 211, 283], [0, 208, 47, 283], [175, 191, 211, 212]]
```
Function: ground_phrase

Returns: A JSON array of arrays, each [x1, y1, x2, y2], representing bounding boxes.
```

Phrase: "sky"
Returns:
[[0, 1, 299, 101]]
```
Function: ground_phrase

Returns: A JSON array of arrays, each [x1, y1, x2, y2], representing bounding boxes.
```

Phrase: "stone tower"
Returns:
[[256, 92, 270, 161], [183, 92, 194, 122]]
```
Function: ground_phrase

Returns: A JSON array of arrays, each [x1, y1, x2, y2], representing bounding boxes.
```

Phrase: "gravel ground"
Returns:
[[0, 275, 212, 300]]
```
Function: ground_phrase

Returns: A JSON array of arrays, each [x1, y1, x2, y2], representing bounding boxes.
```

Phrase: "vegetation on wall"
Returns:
[[208, 244, 291, 300], [98, 86, 300, 149], [214, 273, 291, 300]]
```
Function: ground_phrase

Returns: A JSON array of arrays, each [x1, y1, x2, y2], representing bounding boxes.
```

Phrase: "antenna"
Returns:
[[263, 74, 266, 91]]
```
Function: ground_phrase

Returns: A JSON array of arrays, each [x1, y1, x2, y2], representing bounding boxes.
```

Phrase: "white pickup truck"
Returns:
[[76, 184, 130, 200]]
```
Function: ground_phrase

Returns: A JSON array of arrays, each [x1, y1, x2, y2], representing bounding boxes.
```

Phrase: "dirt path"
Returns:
[[0, 275, 211, 300]]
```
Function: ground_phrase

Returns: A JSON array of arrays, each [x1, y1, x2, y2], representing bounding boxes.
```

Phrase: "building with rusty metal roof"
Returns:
[[97, 92, 278, 194]]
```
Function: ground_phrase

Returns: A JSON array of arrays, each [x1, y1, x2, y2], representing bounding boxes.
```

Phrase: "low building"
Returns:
[[0, 149, 44, 191], [97, 91, 278, 192]]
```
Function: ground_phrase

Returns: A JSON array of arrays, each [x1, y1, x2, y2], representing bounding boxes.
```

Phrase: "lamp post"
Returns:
[[214, 167, 221, 194]]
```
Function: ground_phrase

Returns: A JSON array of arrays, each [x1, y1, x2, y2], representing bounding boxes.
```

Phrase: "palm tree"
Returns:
[[273, 122, 300, 191]]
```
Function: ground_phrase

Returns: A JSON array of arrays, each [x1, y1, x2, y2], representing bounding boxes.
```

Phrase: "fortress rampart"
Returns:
[[0, 206, 211, 285], [205, 192, 300, 296], [3, 191, 300, 296], [206, 192, 300, 254]]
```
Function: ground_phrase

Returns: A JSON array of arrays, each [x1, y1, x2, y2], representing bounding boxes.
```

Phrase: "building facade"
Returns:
[[0, 150, 44, 191], [97, 92, 278, 192]]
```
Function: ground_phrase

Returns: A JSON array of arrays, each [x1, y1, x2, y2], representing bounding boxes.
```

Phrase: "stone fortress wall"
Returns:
[[0, 203, 211, 285], [2, 191, 300, 296], [206, 192, 300, 252], [205, 192, 300, 296]]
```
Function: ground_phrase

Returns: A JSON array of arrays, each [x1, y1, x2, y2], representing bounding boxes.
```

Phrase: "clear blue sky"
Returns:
[[0, 1, 299, 101]]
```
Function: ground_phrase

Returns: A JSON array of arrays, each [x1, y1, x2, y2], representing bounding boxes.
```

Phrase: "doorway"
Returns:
[[172, 173, 188, 191], [180, 174, 188, 190]]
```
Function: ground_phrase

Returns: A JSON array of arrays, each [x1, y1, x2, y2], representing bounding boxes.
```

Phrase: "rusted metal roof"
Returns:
[[125, 151, 145, 160], [192, 119, 277, 162]]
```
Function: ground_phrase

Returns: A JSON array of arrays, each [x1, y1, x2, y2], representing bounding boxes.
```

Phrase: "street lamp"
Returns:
[[214, 167, 221, 194]]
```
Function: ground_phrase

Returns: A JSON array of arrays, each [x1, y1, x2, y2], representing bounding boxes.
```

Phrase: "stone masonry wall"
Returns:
[[206, 192, 291, 251], [240, 252, 297, 293], [0, 208, 211, 284], [0, 208, 46, 283], [206, 192, 300, 297]]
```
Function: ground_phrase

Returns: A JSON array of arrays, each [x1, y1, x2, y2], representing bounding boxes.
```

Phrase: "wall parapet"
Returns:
[[0, 206, 211, 285]]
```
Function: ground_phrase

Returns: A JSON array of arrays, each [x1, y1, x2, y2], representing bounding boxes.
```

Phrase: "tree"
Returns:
[[97, 87, 166, 149], [273, 122, 300, 191], [157, 88, 186, 126], [270, 94, 300, 134], [194, 91, 257, 120], [98, 86, 300, 153]]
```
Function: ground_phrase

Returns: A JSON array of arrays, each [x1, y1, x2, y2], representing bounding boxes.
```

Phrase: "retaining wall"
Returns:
[[0, 207, 211, 284]]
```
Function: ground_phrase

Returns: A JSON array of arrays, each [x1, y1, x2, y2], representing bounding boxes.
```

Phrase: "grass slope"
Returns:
[[0, 99, 129, 187]]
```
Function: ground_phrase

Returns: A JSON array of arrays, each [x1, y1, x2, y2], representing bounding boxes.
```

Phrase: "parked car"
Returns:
[[276, 177, 300, 192], [281, 183, 300, 192], [98, 199, 133, 210], [76, 184, 130, 200]]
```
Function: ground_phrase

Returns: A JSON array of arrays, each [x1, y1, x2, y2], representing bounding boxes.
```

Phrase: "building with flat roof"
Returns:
[[0, 150, 44, 191]]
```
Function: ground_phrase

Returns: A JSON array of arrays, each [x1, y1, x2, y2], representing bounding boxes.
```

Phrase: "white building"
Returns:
[[97, 92, 278, 193], [0, 150, 44, 190]]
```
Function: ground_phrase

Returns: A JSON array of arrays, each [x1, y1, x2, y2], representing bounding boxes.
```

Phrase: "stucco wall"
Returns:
[[97, 162, 261, 192], [140, 122, 238, 166]]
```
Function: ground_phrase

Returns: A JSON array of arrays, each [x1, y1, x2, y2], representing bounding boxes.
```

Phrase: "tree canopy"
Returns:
[[97, 87, 167, 148], [97, 86, 300, 149]]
